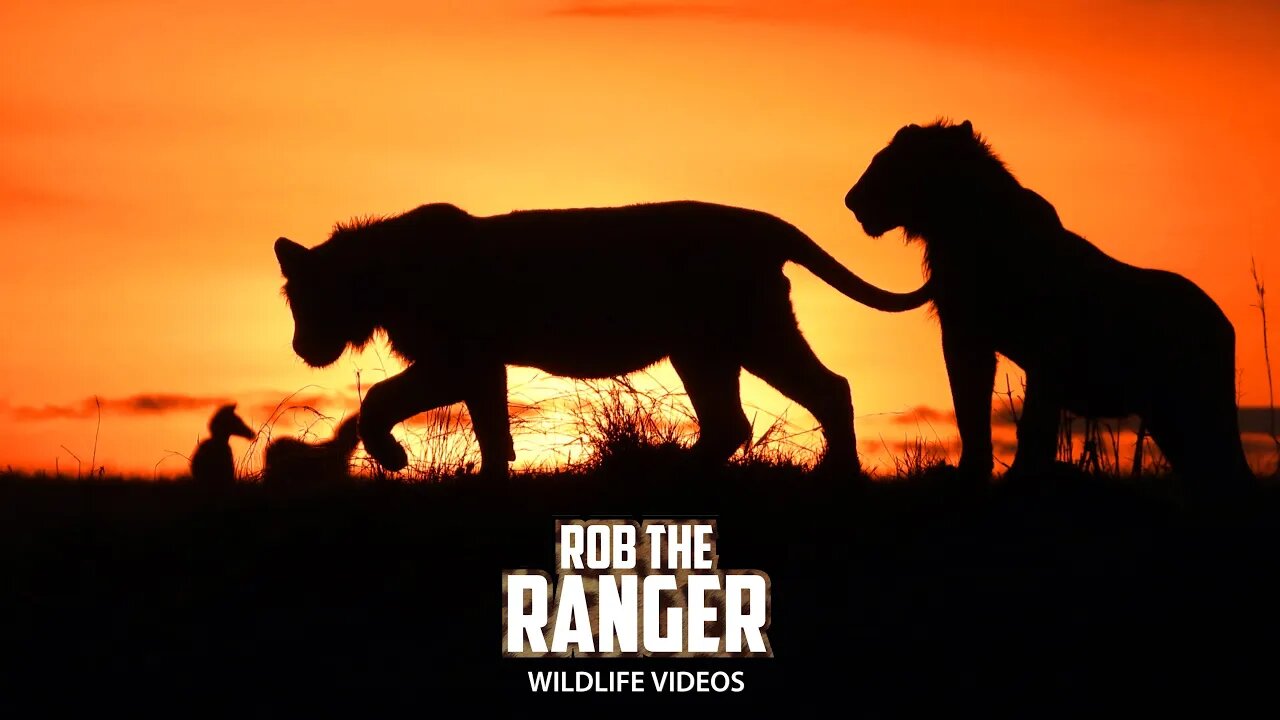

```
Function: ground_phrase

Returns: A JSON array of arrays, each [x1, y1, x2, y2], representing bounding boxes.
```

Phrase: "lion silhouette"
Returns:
[[190, 404, 254, 486], [845, 120, 1253, 485], [274, 201, 928, 477], [262, 415, 360, 487]]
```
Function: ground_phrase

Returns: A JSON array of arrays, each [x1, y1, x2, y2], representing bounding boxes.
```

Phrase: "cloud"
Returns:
[[877, 404, 1280, 438], [547, 1, 767, 21], [992, 400, 1021, 427], [1239, 407, 1280, 436], [0, 177, 81, 214], [10, 393, 235, 421], [1243, 434, 1279, 452], [248, 392, 352, 422], [887, 405, 956, 426], [1043, 408, 1278, 437]]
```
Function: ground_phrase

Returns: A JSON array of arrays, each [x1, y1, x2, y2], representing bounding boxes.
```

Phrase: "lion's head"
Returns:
[[845, 119, 1006, 240], [275, 236, 375, 368]]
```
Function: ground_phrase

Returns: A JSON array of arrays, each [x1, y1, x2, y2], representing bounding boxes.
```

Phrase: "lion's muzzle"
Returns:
[[293, 336, 345, 368]]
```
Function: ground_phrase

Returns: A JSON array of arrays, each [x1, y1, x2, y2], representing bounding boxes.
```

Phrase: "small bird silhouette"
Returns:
[[190, 404, 255, 486]]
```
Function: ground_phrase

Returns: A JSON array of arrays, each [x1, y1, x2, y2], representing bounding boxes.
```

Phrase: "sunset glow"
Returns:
[[2, 1, 1278, 475]]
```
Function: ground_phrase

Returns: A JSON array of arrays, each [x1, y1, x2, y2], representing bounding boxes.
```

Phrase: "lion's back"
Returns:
[[969, 189, 1234, 383], [295, 199, 812, 369], [477, 201, 793, 252]]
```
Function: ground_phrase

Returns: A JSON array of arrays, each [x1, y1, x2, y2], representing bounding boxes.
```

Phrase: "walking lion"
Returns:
[[274, 201, 928, 477]]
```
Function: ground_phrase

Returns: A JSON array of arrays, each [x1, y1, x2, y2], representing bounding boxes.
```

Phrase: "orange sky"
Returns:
[[2, 0, 1278, 476]]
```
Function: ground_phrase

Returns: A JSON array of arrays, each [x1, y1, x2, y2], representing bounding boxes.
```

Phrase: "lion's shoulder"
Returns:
[[1011, 188, 1063, 229], [394, 203, 474, 234], [402, 202, 470, 221]]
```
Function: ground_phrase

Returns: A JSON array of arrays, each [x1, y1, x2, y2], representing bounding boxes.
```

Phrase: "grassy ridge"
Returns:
[[3, 458, 1279, 711]]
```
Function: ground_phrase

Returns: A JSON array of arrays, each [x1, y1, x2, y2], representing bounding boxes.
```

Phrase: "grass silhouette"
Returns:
[[193, 372, 1209, 487], [3, 446, 1277, 711], [6, 353, 1278, 710]]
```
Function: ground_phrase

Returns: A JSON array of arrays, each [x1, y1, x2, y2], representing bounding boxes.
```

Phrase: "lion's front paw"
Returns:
[[366, 434, 409, 472]]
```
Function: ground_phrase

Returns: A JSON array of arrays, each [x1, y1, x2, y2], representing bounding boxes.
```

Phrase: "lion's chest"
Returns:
[[932, 258, 1071, 369]]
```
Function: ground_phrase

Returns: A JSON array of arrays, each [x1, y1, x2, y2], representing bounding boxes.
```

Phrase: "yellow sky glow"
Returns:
[[1, 1, 1277, 475]]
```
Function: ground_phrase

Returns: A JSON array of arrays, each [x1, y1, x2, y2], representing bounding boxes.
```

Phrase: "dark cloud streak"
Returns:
[[547, 1, 766, 21], [11, 394, 235, 421], [887, 405, 956, 426], [1240, 407, 1280, 436], [883, 403, 1280, 437]]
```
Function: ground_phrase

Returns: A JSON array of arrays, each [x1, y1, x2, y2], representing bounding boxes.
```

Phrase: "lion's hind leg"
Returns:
[[464, 362, 517, 481], [670, 353, 752, 465], [1147, 411, 1251, 496], [1146, 373, 1255, 493], [1144, 299, 1256, 493], [738, 313, 858, 476]]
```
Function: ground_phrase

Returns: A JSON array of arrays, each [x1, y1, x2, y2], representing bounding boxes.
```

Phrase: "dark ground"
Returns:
[[2, 458, 1278, 714]]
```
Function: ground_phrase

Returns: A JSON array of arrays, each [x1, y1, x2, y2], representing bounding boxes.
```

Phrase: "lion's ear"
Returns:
[[958, 119, 974, 135], [274, 237, 310, 278]]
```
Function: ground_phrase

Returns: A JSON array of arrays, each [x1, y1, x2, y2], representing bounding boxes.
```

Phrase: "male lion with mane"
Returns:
[[845, 120, 1253, 486], [274, 201, 928, 478]]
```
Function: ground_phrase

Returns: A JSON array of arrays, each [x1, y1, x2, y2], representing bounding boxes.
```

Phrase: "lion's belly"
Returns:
[[422, 299, 721, 380], [999, 338, 1146, 418], [515, 348, 669, 379], [500, 317, 691, 378], [1058, 375, 1143, 418]]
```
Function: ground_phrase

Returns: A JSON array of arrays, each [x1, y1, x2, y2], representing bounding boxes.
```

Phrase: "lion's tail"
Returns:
[[785, 228, 930, 313]]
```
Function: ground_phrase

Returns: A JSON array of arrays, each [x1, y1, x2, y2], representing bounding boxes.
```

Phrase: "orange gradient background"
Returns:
[[2, 1, 1277, 476]]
